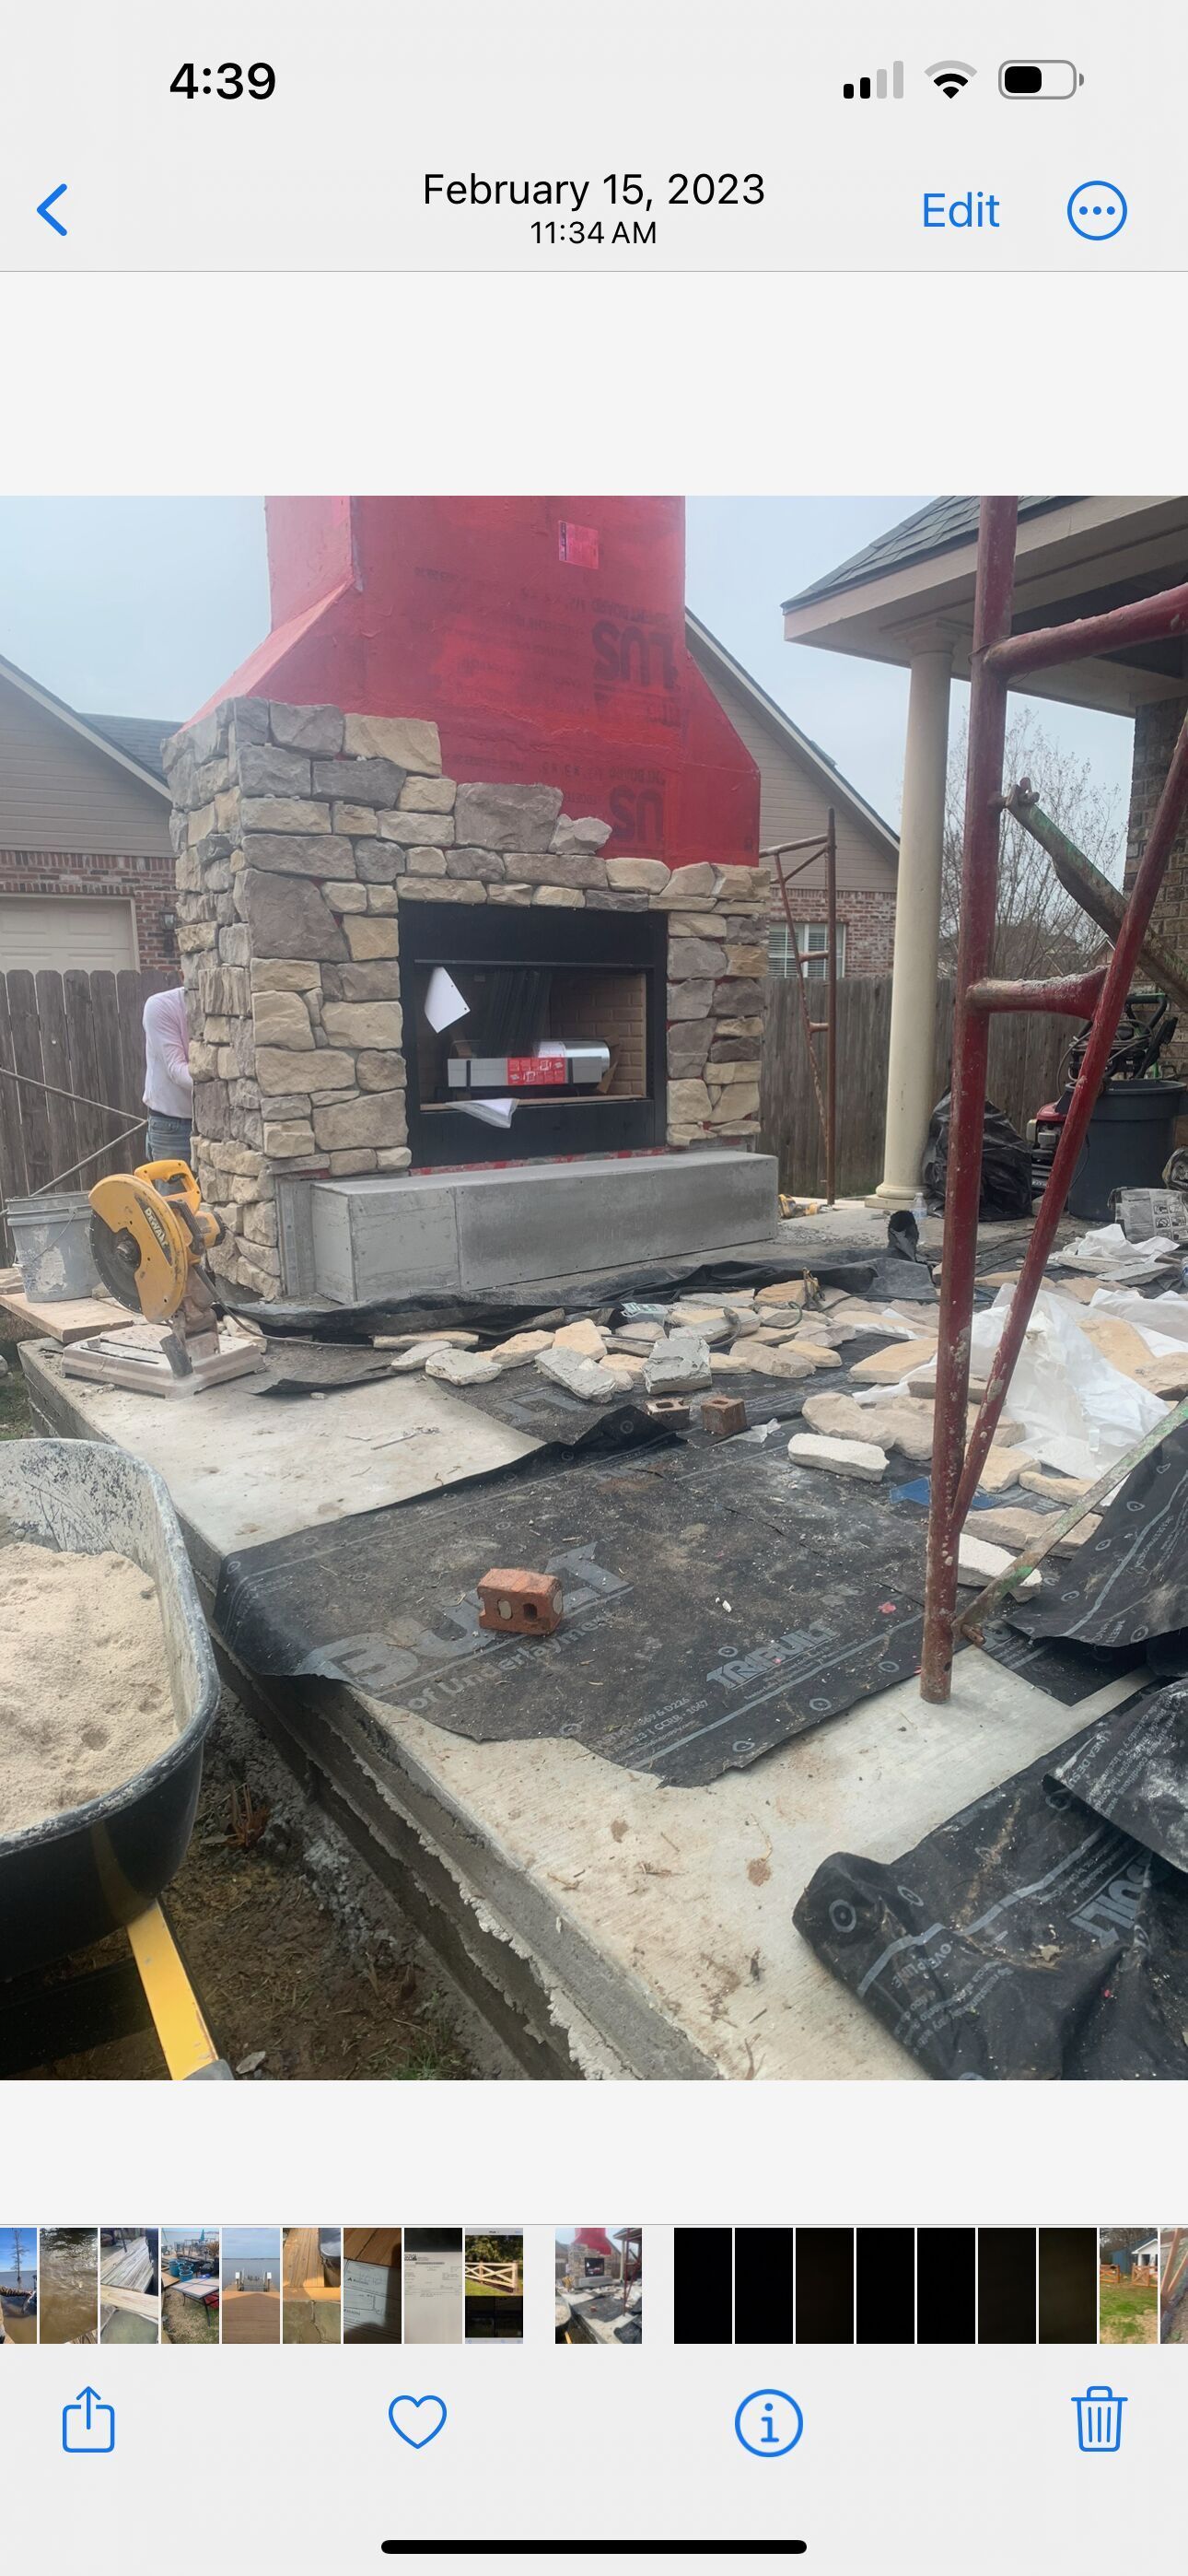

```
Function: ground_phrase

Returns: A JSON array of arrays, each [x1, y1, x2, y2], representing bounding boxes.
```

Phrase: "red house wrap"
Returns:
[[198, 497, 759, 872]]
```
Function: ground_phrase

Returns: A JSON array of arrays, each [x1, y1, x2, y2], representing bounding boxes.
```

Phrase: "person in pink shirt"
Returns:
[[142, 984, 193, 1165]]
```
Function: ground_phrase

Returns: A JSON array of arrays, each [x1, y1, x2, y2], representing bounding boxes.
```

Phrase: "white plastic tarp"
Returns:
[[966, 1287, 1169, 1479], [867, 1286, 1171, 1479], [1087, 1287, 1188, 1351], [1057, 1221, 1181, 1279]]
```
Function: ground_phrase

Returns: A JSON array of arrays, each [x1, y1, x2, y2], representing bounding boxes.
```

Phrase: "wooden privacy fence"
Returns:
[[760, 972, 1074, 1199], [0, 966, 172, 1264]]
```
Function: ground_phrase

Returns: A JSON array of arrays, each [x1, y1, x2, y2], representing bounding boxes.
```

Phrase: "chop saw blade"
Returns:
[[87, 1173, 190, 1323], [89, 1212, 146, 1309]]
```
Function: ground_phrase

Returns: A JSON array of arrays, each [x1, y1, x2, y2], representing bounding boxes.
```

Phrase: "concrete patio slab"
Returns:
[[20, 1339, 1139, 2079]]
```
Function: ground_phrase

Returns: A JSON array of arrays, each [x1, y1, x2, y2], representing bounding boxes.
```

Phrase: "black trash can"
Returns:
[[1066, 1079, 1185, 1223]]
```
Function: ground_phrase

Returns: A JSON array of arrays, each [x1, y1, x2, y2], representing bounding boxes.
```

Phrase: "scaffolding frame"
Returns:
[[921, 495, 1188, 1701], [764, 808, 838, 1202]]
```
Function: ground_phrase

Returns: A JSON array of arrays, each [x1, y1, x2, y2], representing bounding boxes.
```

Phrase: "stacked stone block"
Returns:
[[162, 696, 769, 1295]]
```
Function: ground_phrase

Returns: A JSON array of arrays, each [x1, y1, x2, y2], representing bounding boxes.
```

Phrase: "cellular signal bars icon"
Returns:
[[843, 62, 904, 101]]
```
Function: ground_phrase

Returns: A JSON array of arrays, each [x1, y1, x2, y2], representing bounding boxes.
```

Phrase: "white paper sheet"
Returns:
[[425, 966, 470, 1032], [458, 1096, 517, 1128]]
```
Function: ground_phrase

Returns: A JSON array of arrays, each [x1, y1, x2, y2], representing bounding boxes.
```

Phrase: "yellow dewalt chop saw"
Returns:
[[64, 1160, 263, 1397]]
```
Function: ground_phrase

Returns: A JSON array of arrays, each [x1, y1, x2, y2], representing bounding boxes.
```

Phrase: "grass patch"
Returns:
[[1100, 2279, 1159, 2344]]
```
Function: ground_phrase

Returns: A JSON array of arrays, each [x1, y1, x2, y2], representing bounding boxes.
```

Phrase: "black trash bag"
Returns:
[[921, 1091, 1033, 1221], [886, 1210, 923, 1262]]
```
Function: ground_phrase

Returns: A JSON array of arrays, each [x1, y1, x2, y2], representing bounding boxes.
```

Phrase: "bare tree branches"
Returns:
[[942, 707, 1126, 979]]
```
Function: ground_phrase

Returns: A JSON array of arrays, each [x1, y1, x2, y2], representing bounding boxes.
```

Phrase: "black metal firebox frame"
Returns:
[[398, 900, 669, 1167]]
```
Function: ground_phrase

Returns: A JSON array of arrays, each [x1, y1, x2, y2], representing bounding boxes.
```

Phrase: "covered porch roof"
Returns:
[[783, 497, 1188, 714]]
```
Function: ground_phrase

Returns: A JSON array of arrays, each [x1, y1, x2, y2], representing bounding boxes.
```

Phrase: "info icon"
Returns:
[[734, 2389, 804, 2458]]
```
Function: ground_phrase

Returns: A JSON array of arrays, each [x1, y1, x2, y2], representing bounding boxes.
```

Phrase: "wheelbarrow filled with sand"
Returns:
[[0, 1440, 218, 1975]]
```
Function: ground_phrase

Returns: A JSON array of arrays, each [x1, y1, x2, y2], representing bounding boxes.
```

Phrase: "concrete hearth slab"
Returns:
[[309, 1150, 780, 1302], [22, 1340, 1142, 2080], [20, 1352, 536, 1585]]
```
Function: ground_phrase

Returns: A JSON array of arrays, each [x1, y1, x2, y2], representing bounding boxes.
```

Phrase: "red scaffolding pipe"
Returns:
[[920, 499, 1188, 1701]]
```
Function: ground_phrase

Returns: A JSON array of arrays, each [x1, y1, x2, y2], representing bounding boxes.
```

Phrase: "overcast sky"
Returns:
[[222, 2226, 280, 2264], [0, 495, 1133, 840]]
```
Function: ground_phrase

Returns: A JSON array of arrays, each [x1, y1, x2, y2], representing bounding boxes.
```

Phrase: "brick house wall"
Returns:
[[766, 881, 896, 978], [1124, 697, 1188, 1077], [685, 626, 899, 981], [0, 846, 179, 969]]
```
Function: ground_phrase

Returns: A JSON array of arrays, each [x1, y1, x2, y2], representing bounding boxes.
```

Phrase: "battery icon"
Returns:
[[999, 60, 1083, 98]]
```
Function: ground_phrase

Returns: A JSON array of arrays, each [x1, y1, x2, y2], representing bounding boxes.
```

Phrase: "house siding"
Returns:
[[0, 675, 170, 856], [0, 672, 177, 970], [688, 635, 898, 977]]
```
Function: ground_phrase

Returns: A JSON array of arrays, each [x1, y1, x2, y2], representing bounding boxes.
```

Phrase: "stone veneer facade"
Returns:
[[162, 697, 770, 1297]]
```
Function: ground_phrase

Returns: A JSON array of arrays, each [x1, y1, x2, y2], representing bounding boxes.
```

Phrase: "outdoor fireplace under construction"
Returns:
[[164, 696, 777, 1299]]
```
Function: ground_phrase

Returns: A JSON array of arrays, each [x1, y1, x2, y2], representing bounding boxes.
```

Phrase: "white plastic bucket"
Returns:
[[6, 1192, 99, 1303]]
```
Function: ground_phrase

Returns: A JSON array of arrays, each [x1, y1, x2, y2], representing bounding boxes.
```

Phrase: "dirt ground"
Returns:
[[3, 1341, 493, 2082], [10, 1682, 482, 2080], [0, 1342, 32, 1439]]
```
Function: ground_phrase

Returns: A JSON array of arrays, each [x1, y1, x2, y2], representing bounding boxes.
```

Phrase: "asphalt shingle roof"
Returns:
[[80, 712, 180, 781], [783, 498, 1072, 614]]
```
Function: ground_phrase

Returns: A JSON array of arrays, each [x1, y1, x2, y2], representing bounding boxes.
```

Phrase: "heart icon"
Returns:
[[388, 2394, 448, 2450]]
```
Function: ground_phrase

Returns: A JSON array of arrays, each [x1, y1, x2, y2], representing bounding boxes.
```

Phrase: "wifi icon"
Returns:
[[927, 60, 977, 98]]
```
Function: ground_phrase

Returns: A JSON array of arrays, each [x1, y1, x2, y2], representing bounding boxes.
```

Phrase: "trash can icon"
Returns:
[[1073, 2385, 1126, 2453]]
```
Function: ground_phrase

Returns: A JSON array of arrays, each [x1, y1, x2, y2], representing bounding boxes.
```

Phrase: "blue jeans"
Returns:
[[145, 1112, 192, 1166]]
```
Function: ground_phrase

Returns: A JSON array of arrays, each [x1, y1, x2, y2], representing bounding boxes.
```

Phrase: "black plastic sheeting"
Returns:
[[250, 1346, 394, 1397], [226, 1247, 937, 1346], [1048, 1686, 1188, 1874], [793, 1683, 1188, 2079], [1009, 1423, 1188, 1653], [214, 1436, 937, 1786]]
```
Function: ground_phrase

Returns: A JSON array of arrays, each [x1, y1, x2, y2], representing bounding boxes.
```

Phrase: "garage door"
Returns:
[[0, 896, 137, 973]]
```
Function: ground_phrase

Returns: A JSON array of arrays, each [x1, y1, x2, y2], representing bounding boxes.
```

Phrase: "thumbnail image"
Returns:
[[39, 2229, 98, 2344], [1100, 2231, 1159, 2344], [99, 2227, 159, 2345], [465, 2233, 524, 2341], [0, 2228, 37, 2347], [6, 486, 1188, 2095], [1160, 2231, 1188, 2344], [344, 2230, 402, 2345], [555, 2228, 643, 2344], [283, 2228, 342, 2345], [221, 2229, 281, 2346], [404, 2229, 464, 2344], [161, 2230, 220, 2344]]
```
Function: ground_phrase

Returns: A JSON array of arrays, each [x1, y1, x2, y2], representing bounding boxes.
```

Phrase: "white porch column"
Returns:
[[870, 643, 953, 1209]]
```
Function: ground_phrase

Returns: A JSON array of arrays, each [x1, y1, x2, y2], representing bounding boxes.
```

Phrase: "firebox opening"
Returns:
[[398, 901, 668, 1166], [413, 965, 648, 1107]]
